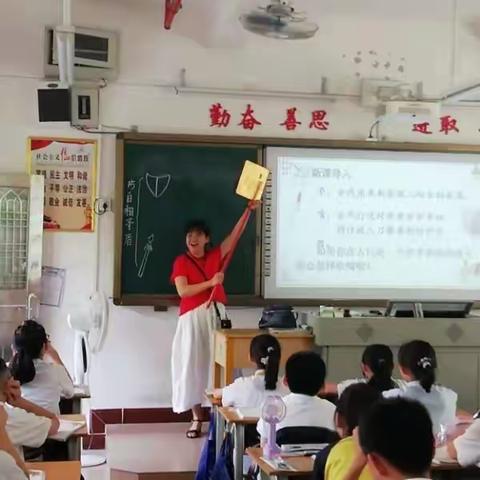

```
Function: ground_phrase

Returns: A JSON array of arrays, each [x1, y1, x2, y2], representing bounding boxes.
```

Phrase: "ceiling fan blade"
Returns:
[[240, 11, 287, 28]]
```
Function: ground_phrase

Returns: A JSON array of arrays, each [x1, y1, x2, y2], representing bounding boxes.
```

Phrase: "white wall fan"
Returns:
[[66, 291, 108, 387], [239, 0, 319, 40], [66, 291, 108, 468]]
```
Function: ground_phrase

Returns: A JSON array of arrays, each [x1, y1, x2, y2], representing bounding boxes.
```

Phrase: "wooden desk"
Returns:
[[246, 448, 313, 479], [27, 461, 81, 480], [247, 447, 480, 480], [219, 407, 259, 480], [214, 329, 314, 388], [58, 414, 88, 461]]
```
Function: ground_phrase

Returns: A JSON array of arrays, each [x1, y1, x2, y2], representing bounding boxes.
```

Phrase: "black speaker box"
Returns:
[[38, 87, 71, 122]]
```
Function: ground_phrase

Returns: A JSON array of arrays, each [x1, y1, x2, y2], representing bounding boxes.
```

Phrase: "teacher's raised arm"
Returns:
[[220, 200, 260, 259]]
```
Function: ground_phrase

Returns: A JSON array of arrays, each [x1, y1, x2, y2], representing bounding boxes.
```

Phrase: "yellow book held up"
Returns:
[[236, 160, 270, 200]]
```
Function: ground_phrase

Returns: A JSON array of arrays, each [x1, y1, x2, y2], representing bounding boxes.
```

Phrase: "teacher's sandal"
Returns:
[[186, 420, 202, 439]]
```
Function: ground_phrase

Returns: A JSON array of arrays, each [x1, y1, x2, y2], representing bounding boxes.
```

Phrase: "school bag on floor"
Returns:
[[210, 431, 234, 480], [194, 413, 216, 480]]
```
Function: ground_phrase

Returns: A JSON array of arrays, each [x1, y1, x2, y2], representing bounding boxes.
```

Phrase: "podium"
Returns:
[[213, 328, 314, 388]]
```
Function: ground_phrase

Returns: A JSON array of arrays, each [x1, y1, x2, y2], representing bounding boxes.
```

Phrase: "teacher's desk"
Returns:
[[213, 329, 314, 388]]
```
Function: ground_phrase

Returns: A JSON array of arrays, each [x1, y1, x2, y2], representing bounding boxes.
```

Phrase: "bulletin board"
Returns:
[[28, 137, 97, 232]]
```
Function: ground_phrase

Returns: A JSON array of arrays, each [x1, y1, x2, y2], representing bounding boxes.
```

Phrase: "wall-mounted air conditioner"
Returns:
[[44, 26, 118, 81]]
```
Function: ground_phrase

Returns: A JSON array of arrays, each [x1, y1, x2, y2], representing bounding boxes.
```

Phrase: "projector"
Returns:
[[384, 101, 440, 118]]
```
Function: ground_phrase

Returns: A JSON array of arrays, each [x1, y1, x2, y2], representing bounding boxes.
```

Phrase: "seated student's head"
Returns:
[[10, 320, 48, 385], [285, 351, 326, 396], [250, 334, 281, 391], [361, 344, 397, 393], [335, 383, 382, 438], [398, 340, 437, 393], [359, 398, 434, 480]]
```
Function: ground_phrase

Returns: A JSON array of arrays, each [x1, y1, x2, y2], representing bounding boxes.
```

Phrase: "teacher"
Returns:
[[170, 202, 258, 438]]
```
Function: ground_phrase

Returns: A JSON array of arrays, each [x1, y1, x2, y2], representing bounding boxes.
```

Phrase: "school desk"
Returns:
[[246, 447, 480, 480], [219, 407, 259, 480], [213, 329, 314, 388], [58, 414, 88, 461], [205, 391, 224, 460], [27, 461, 81, 480], [60, 385, 91, 415], [246, 447, 313, 479]]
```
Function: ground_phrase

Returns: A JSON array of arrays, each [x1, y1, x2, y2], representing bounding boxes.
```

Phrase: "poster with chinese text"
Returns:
[[28, 137, 97, 232]]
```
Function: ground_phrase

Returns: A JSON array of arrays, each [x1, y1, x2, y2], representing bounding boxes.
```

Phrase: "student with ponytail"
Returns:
[[325, 345, 403, 397], [11, 320, 74, 414], [215, 334, 287, 408], [383, 340, 458, 435]]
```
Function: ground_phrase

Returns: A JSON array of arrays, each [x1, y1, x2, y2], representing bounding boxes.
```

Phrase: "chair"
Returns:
[[276, 426, 340, 446]]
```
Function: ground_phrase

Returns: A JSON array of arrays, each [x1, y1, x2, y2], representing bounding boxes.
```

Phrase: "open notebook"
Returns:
[[235, 407, 261, 419], [29, 471, 46, 480], [49, 419, 86, 441]]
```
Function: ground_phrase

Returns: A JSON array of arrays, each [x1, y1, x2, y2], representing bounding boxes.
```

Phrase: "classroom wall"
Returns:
[[2, 0, 480, 408]]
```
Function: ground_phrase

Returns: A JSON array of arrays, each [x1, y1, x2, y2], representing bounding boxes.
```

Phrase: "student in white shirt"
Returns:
[[382, 340, 457, 436], [0, 450, 26, 480], [0, 358, 59, 455], [0, 405, 28, 479], [216, 334, 287, 408], [346, 398, 434, 480], [10, 320, 74, 415], [325, 345, 401, 397], [443, 418, 480, 466], [257, 351, 336, 440]]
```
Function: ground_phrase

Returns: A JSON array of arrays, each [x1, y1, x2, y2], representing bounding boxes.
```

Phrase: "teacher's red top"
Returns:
[[170, 246, 227, 316]]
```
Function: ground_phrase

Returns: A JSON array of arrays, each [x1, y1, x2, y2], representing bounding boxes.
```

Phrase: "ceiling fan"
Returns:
[[239, 0, 319, 40]]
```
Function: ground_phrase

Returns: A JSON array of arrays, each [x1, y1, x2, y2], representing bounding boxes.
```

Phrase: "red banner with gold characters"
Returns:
[[28, 137, 97, 232]]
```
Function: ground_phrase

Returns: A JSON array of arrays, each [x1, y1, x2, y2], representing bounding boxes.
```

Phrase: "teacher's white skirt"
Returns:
[[171, 302, 225, 413]]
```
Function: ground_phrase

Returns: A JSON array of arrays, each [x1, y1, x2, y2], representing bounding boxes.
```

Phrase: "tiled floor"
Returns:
[[81, 423, 204, 479], [106, 422, 203, 473]]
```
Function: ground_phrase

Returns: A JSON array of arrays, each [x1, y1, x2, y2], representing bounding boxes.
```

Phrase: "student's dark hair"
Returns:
[[250, 334, 281, 391], [398, 340, 436, 393], [362, 344, 397, 393], [0, 358, 9, 392], [359, 398, 434, 477], [285, 351, 326, 396], [10, 320, 48, 385], [0, 358, 8, 378], [184, 220, 211, 238], [336, 383, 382, 436]]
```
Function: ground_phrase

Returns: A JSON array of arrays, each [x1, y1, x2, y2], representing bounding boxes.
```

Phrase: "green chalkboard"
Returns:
[[114, 137, 262, 305]]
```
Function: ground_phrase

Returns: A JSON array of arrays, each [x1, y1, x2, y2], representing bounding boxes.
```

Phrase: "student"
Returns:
[[383, 340, 457, 435], [0, 405, 28, 479], [256, 351, 335, 440], [215, 334, 287, 408], [443, 418, 480, 467], [0, 358, 59, 455], [11, 320, 74, 414], [347, 398, 435, 480], [333, 345, 400, 397], [318, 384, 382, 480]]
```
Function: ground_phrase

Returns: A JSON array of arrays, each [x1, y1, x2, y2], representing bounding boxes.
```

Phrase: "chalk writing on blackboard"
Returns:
[[123, 172, 172, 278], [138, 234, 155, 278]]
